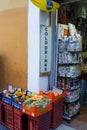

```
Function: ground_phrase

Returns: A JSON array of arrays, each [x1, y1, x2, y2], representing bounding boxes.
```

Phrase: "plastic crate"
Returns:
[[14, 107, 28, 130], [0, 92, 2, 101], [0, 101, 5, 126], [28, 110, 51, 130], [22, 100, 52, 117], [39, 90, 66, 102], [0, 101, 2, 123], [2, 102, 14, 130], [51, 98, 63, 129], [1, 93, 14, 105], [12, 99, 23, 110]]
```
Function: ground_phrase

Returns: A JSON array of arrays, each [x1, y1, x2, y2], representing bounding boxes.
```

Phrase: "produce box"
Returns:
[[1, 88, 26, 105], [0, 101, 4, 124], [28, 110, 51, 130], [13, 107, 28, 130], [12, 97, 23, 110], [12, 91, 36, 110], [1, 102, 14, 130], [22, 95, 52, 117], [39, 89, 65, 129], [0, 102, 5, 126], [2, 92, 14, 105], [1, 88, 21, 105], [39, 89, 66, 102], [51, 98, 63, 129], [0, 92, 2, 101]]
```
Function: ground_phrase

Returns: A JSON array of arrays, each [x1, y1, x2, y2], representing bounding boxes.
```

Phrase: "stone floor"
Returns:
[[64, 105, 87, 130], [0, 125, 9, 130]]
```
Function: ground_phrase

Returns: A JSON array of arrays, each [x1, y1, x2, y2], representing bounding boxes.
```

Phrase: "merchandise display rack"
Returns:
[[56, 23, 82, 122]]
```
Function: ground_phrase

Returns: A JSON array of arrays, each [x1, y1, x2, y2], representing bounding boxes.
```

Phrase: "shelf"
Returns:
[[63, 109, 80, 121], [64, 97, 79, 103], [58, 50, 82, 53], [57, 76, 80, 79], [66, 85, 80, 91], [61, 85, 80, 91], [58, 63, 79, 65]]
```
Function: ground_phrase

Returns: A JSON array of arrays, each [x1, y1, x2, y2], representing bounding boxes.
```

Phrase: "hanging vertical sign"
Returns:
[[40, 25, 52, 76]]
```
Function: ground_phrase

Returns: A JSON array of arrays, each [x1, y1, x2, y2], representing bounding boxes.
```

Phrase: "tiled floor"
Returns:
[[0, 124, 9, 130], [64, 105, 87, 130]]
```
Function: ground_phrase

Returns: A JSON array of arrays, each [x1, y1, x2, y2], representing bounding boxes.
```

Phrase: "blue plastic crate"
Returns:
[[12, 97, 24, 110], [1, 93, 14, 105]]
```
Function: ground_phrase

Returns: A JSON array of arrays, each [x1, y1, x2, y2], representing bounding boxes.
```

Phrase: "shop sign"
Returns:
[[40, 25, 52, 76], [31, 0, 60, 12]]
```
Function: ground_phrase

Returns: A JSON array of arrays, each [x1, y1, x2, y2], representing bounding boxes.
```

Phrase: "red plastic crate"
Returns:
[[0, 101, 2, 123], [14, 107, 28, 130], [28, 110, 51, 130], [51, 98, 63, 129], [0, 101, 5, 126], [2, 102, 14, 130]]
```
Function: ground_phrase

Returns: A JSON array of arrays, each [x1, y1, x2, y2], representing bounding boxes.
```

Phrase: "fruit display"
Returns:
[[22, 95, 52, 117], [12, 91, 37, 110], [39, 88, 66, 102], [2, 88, 16, 97], [1, 86, 36, 107], [24, 95, 50, 109], [2, 88, 17, 105], [1, 86, 52, 116]]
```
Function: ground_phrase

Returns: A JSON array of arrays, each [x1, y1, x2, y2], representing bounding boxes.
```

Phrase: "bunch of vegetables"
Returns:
[[24, 95, 50, 109]]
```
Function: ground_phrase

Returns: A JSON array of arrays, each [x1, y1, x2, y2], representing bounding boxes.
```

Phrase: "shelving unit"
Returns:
[[56, 23, 82, 122]]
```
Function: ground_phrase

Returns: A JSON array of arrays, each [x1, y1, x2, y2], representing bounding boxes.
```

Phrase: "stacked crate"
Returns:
[[28, 111, 51, 130], [14, 107, 28, 130], [0, 88, 65, 130], [51, 98, 63, 129], [39, 90, 65, 129], [2, 102, 14, 130], [0, 101, 2, 123]]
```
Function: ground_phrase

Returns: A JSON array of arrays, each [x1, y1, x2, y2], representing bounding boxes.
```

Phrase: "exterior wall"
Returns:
[[0, 0, 27, 89], [28, 1, 51, 93]]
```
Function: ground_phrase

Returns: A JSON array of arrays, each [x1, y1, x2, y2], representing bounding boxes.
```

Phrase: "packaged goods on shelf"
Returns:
[[58, 35, 82, 52], [57, 23, 82, 121], [65, 88, 80, 103], [58, 65, 81, 78], [63, 101, 80, 118], [58, 78, 80, 90], [58, 52, 82, 64]]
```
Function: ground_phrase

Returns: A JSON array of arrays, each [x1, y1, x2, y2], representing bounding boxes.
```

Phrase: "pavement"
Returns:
[[0, 124, 77, 130], [0, 124, 9, 130]]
